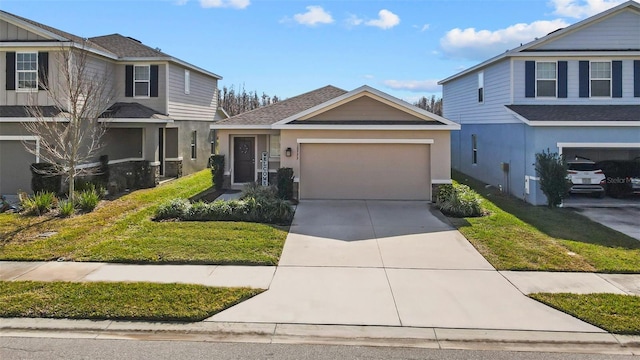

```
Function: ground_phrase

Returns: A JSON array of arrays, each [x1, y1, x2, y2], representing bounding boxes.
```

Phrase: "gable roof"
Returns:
[[100, 102, 172, 120], [213, 85, 460, 130], [0, 11, 221, 80], [439, 0, 640, 84], [213, 86, 348, 128]]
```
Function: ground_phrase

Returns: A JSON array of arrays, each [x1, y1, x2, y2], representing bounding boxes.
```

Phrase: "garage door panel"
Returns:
[[300, 143, 430, 200], [0, 141, 36, 195]]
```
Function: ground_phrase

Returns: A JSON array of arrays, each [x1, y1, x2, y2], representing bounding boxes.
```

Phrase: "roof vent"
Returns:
[[126, 36, 142, 43], [154, 47, 161, 52], [547, 28, 564, 36]]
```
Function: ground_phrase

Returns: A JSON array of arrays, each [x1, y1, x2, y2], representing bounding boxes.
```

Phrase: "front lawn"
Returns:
[[451, 171, 640, 273], [530, 293, 640, 335], [0, 281, 261, 322], [0, 170, 288, 264]]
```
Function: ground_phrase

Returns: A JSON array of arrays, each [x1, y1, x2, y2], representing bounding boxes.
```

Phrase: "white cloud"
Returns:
[[175, 0, 188, 5], [200, 0, 250, 9], [293, 6, 334, 26], [363, 74, 375, 79], [383, 79, 440, 92], [345, 14, 364, 28], [440, 19, 569, 60], [365, 9, 400, 30], [550, 0, 625, 19]]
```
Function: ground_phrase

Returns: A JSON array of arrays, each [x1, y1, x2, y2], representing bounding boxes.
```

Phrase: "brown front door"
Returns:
[[234, 137, 255, 183]]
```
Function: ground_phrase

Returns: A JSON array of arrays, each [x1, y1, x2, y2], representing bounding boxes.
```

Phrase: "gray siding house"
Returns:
[[439, 1, 640, 205], [0, 10, 222, 196]]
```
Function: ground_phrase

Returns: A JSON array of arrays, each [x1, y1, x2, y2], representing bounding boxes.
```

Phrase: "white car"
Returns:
[[566, 159, 606, 197]]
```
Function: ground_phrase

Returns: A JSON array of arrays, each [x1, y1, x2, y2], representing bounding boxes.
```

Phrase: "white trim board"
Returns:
[[557, 142, 640, 150], [297, 138, 435, 144], [432, 179, 453, 184]]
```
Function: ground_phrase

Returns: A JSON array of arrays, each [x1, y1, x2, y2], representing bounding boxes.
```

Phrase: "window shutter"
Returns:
[[6, 52, 16, 90], [38, 52, 49, 90], [525, 61, 535, 98], [125, 65, 133, 97], [635, 60, 640, 97], [579, 61, 589, 98], [557, 61, 568, 98], [612, 61, 622, 98], [150, 65, 159, 97]]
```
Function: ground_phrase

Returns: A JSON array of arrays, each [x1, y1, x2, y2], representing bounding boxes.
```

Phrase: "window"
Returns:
[[477, 72, 484, 103], [133, 65, 150, 97], [591, 61, 611, 97], [209, 129, 216, 155], [16, 52, 38, 90], [536, 62, 556, 97], [471, 134, 478, 165], [184, 70, 190, 94], [190, 131, 197, 159], [269, 134, 280, 158]]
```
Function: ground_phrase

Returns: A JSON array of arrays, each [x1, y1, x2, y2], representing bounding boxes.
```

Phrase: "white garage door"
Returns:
[[300, 143, 431, 200], [0, 140, 36, 195]]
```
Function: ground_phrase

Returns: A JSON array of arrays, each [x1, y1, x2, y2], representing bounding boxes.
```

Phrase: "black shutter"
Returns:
[[579, 61, 589, 98], [125, 65, 133, 97], [525, 61, 535, 98], [150, 65, 159, 97], [38, 52, 49, 90], [6, 52, 16, 90], [557, 61, 567, 98], [612, 61, 622, 98], [635, 60, 640, 97]]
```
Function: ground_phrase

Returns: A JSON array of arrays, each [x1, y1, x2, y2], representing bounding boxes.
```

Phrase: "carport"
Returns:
[[558, 142, 640, 162]]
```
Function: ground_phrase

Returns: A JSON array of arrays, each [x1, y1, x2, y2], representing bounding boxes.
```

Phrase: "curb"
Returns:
[[1, 318, 639, 355]]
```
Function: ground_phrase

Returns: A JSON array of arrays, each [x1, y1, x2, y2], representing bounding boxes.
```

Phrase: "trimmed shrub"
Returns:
[[30, 163, 62, 194], [209, 155, 225, 190], [436, 183, 484, 217], [535, 149, 569, 208], [241, 182, 276, 201], [98, 155, 110, 189], [155, 199, 190, 220], [75, 188, 101, 212], [276, 167, 294, 200], [58, 200, 75, 217]]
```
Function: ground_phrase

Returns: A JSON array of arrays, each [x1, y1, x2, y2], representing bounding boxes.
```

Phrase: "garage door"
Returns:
[[300, 143, 430, 200], [0, 140, 36, 195]]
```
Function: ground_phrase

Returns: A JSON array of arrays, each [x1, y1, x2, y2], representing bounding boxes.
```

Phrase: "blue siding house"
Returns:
[[439, 1, 640, 205]]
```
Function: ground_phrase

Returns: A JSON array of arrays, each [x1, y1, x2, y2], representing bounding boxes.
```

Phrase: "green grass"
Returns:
[[451, 171, 640, 273], [0, 170, 288, 265], [530, 293, 640, 335], [0, 281, 261, 322]]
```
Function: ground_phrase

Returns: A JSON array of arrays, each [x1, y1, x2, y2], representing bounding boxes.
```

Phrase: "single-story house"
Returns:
[[211, 85, 460, 201]]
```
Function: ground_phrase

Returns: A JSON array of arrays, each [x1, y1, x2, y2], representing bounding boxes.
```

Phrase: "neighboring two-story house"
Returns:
[[439, 1, 640, 205], [0, 10, 222, 196]]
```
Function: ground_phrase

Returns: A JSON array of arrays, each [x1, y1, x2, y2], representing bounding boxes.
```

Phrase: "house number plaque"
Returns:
[[261, 151, 269, 186]]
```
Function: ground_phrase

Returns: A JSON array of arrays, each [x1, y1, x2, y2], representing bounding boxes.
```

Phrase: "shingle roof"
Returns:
[[0, 105, 66, 118], [89, 34, 171, 58], [506, 105, 640, 122], [100, 102, 171, 120], [216, 85, 348, 126]]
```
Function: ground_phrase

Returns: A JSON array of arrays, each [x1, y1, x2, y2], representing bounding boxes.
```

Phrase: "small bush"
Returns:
[[209, 155, 225, 190], [436, 183, 484, 217], [155, 199, 190, 220], [241, 182, 276, 201], [535, 149, 569, 208], [75, 188, 101, 212], [58, 200, 75, 217], [277, 167, 294, 200], [30, 163, 62, 194], [21, 191, 57, 216]]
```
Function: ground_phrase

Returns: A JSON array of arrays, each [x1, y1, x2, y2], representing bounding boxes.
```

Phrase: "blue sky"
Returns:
[[1, 0, 629, 101]]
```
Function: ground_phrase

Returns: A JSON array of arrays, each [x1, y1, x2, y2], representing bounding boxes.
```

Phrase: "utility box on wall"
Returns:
[[501, 162, 510, 172]]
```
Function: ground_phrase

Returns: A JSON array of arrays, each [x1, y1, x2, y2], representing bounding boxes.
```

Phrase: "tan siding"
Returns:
[[167, 63, 217, 121], [0, 19, 48, 41], [307, 96, 425, 121], [113, 63, 167, 114], [0, 50, 63, 106]]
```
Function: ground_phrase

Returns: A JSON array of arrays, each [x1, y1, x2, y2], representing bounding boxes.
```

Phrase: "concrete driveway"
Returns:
[[209, 200, 602, 332], [563, 194, 640, 241]]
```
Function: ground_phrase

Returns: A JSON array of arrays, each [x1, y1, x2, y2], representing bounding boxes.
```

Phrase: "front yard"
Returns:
[[451, 171, 640, 273], [0, 170, 288, 265]]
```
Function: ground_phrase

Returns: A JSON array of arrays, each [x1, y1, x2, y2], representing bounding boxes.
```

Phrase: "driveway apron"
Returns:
[[209, 200, 602, 332]]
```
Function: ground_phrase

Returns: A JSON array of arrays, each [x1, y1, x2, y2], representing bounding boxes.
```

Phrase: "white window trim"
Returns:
[[269, 134, 281, 158], [133, 64, 150, 98], [590, 60, 612, 98], [184, 69, 190, 95], [477, 71, 484, 104], [471, 134, 478, 165], [535, 61, 557, 98], [190, 130, 197, 160], [16, 52, 38, 92]]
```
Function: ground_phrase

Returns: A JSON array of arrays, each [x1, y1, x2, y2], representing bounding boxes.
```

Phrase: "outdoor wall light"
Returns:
[[285, 147, 292, 157]]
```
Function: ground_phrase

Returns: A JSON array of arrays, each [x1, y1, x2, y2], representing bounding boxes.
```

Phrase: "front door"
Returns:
[[234, 137, 255, 183]]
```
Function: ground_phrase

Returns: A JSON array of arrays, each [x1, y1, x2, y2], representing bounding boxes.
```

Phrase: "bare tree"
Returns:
[[23, 44, 114, 202], [413, 95, 443, 116]]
